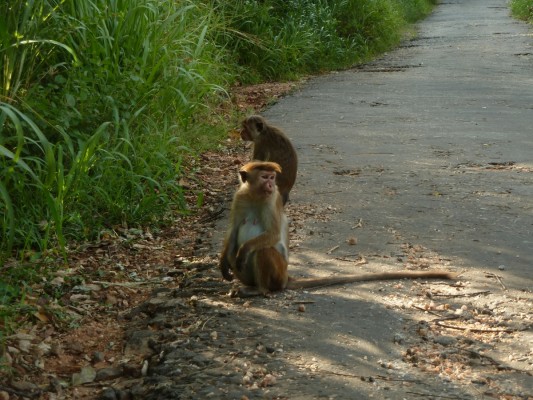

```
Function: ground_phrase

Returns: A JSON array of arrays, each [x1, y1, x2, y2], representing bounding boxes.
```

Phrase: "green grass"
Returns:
[[1, 0, 437, 336], [510, 0, 533, 22], [211, 0, 437, 82]]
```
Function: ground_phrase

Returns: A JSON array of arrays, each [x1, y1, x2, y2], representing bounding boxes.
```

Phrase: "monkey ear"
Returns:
[[239, 170, 248, 183]]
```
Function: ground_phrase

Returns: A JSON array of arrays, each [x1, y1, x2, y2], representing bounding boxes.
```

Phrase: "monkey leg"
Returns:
[[254, 247, 288, 293], [229, 286, 263, 298], [229, 248, 288, 298]]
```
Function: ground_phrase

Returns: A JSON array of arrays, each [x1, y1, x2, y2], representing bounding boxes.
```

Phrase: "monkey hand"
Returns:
[[221, 266, 234, 281], [219, 257, 234, 281]]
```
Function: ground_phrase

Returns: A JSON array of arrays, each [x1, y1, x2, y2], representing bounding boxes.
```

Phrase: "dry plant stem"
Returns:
[[463, 349, 533, 376], [412, 305, 446, 317], [352, 218, 363, 228], [315, 370, 424, 384], [326, 245, 340, 254], [433, 318, 524, 333], [92, 280, 160, 287], [0, 385, 40, 399], [334, 256, 367, 264], [431, 290, 491, 298], [198, 207, 225, 223], [405, 391, 462, 399], [484, 271, 507, 290], [313, 190, 344, 195]]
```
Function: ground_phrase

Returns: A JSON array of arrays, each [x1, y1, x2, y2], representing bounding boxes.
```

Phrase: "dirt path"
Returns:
[[95, 1, 533, 399]]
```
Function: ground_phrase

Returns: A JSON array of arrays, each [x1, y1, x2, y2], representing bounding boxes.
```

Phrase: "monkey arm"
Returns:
[[235, 229, 280, 272], [219, 249, 234, 281], [235, 221, 283, 271], [219, 224, 239, 281], [236, 202, 282, 258]]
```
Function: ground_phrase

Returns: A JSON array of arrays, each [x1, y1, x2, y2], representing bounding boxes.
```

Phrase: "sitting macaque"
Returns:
[[219, 161, 289, 296]]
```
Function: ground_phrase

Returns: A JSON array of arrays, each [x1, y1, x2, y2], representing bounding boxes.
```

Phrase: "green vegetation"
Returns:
[[1, 0, 436, 335], [213, 0, 437, 82], [510, 0, 533, 22]]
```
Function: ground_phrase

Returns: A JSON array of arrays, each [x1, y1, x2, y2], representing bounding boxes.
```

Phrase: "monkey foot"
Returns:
[[228, 286, 265, 298]]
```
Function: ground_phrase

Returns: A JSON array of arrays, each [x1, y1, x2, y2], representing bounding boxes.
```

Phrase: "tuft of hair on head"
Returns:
[[240, 161, 282, 174]]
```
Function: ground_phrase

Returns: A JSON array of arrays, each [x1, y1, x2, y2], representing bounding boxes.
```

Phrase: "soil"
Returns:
[[2, 0, 532, 399]]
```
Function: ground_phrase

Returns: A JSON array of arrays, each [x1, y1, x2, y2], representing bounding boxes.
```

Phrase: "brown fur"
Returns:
[[256, 248, 289, 291], [219, 161, 289, 295], [230, 270, 456, 298], [241, 115, 298, 205], [286, 270, 456, 290]]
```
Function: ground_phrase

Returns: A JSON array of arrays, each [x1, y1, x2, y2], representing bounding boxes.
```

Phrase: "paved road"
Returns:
[[268, 0, 532, 286], [253, 0, 532, 398]]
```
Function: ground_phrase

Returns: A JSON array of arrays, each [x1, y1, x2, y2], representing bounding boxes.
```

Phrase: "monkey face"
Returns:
[[240, 118, 254, 141], [257, 171, 276, 196], [240, 125, 252, 141], [240, 115, 265, 141]]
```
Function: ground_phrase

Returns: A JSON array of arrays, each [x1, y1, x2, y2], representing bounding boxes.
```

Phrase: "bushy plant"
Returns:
[[210, 0, 436, 82], [510, 0, 533, 22], [210, 0, 362, 81], [1, 0, 228, 257], [397, 0, 436, 22]]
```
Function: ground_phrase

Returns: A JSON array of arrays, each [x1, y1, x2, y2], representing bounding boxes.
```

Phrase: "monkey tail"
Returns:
[[286, 271, 456, 290]]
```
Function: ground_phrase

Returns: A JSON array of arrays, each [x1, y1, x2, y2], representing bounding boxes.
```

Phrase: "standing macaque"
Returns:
[[241, 115, 298, 205], [219, 161, 289, 296], [219, 162, 456, 298]]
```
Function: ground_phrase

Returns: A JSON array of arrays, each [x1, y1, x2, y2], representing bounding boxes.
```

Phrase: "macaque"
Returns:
[[220, 162, 455, 298], [241, 115, 298, 205], [219, 161, 289, 296]]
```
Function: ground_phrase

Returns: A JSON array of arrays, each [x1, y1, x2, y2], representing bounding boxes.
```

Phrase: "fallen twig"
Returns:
[[463, 349, 533, 376], [326, 245, 340, 254], [351, 218, 363, 229], [92, 280, 161, 287], [334, 256, 367, 265], [317, 369, 424, 384], [313, 190, 344, 195], [412, 305, 446, 317], [431, 290, 491, 298], [405, 391, 461, 399], [433, 319, 522, 333], [198, 207, 226, 223], [0, 385, 41, 399], [484, 272, 506, 290]]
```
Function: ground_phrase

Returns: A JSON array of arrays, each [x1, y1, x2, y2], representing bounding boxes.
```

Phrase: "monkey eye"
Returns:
[[260, 173, 275, 181]]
